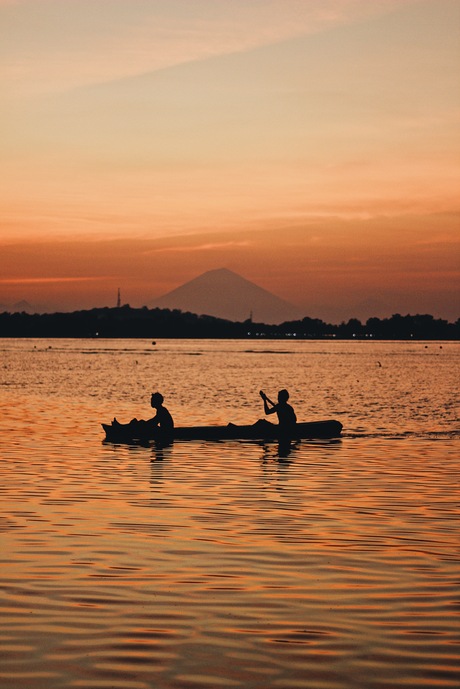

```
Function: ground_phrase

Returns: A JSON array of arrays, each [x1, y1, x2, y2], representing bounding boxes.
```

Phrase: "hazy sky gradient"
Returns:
[[1, 0, 459, 321]]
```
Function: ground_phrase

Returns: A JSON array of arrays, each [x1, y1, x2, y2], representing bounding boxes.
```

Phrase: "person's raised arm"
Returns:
[[259, 390, 276, 415]]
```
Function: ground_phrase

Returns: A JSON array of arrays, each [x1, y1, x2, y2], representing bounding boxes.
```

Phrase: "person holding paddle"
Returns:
[[259, 389, 297, 435]]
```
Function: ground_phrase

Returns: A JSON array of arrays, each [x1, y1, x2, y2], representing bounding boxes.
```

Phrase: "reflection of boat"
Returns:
[[102, 419, 342, 443]]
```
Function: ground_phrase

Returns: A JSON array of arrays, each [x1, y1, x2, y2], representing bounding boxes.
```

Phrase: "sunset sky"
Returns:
[[1, 0, 459, 322]]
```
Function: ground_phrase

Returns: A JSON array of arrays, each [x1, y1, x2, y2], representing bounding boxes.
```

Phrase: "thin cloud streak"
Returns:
[[1, 0, 422, 95], [0, 277, 111, 285], [146, 241, 253, 255]]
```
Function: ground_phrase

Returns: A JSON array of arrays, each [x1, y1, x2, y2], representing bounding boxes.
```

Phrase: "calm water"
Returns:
[[0, 338, 459, 689]]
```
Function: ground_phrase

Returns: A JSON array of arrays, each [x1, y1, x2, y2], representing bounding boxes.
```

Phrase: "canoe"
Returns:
[[102, 419, 342, 443]]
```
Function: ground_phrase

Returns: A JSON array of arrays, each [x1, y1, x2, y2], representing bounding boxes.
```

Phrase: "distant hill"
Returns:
[[0, 300, 44, 314], [149, 268, 303, 324], [12, 300, 35, 313]]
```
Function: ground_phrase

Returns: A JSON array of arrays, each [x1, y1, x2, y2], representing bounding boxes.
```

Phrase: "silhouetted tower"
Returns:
[[249, 310, 253, 323], [117, 288, 121, 308]]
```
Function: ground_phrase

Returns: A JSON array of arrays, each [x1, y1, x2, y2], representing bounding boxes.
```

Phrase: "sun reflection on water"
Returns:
[[0, 339, 459, 688]]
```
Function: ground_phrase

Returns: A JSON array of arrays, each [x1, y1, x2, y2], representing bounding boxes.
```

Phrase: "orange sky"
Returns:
[[1, 0, 459, 322]]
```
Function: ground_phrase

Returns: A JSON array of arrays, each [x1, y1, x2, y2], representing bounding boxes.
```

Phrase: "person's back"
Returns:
[[276, 398, 297, 429], [151, 402, 174, 433]]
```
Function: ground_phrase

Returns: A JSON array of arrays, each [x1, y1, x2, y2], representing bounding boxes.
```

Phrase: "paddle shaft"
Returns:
[[260, 390, 275, 407]]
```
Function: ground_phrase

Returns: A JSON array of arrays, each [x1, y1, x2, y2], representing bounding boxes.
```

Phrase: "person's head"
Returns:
[[278, 389, 289, 403], [151, 392, 164, 408]]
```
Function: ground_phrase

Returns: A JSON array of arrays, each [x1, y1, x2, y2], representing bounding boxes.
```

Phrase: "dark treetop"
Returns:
[[0, 306, 458, 339]]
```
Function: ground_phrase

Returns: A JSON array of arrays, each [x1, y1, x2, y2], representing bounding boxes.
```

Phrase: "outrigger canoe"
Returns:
[[102, 419, 342, 443]]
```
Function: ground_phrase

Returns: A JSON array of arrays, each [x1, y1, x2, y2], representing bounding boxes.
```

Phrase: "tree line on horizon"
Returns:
[[0, 305, 458, 339]]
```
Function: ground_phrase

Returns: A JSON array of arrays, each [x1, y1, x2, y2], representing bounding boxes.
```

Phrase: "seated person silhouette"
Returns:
[[113, 392, 174, 442], [258, 389, 297, 436], [146, 392, 174, 437]]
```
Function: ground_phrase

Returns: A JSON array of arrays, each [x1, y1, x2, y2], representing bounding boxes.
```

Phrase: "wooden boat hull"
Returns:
[[102, 419, 342, 443]]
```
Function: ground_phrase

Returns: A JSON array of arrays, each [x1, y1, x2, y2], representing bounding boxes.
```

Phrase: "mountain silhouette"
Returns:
[[0, 300, 48, 314], [150, 268, 303, 324]]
